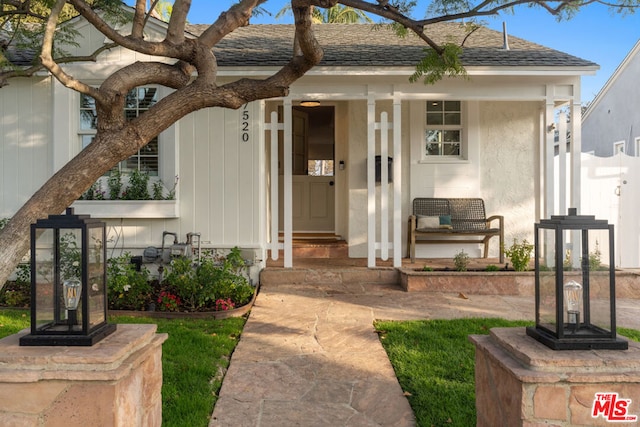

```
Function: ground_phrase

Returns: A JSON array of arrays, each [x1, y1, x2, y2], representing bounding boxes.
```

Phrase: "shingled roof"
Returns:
[[2, 21, 596, 70], [188, 22, 596, 69]]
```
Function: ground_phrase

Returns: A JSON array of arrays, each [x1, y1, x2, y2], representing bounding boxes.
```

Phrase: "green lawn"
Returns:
[[0, 309, 245, 427], [375, 318, 640, 427]]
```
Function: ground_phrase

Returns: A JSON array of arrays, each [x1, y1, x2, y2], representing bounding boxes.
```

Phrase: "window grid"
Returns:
[[425, 100, 462, 158], [80, 87, 159, 176]]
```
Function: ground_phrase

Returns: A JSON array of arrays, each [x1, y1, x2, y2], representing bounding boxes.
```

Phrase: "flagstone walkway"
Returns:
[[209, 278, 640, 427]]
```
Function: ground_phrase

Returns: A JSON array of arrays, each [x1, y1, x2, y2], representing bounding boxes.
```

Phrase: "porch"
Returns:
[[263, 240, 640, 298]]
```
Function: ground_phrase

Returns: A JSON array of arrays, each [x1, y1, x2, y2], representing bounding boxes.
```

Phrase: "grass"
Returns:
[[375, 318, 640, 427], [374, 318, 533, 427], [0, 309, 245, 427]]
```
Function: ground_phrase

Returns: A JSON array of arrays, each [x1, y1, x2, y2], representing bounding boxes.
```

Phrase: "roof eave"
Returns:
[[216, 65, 600, 77]]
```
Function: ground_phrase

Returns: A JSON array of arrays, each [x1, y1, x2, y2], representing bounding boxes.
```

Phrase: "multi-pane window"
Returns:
[[80, 87, 159, 176], [425, 100, 462, 157]]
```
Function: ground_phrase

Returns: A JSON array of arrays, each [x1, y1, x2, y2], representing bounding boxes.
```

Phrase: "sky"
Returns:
[[155, 1, 640, 105]]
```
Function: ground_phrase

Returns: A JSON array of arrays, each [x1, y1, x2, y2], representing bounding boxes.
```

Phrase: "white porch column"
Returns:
[[392, 97, 402, 268], [544, 86, 556, 218], [558, 110, 567, 215], [282, 99, 293, 268], [367, 95, 376, 267], [265, 110, 284, 262], [379, 111, 389, 261], [366, 94, 402, 268], [570, 101, 582, 212]]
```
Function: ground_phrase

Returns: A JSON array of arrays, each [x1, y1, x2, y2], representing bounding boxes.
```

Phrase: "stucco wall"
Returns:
[[480, 101, 539, 246], [405, 100, 539, 260]]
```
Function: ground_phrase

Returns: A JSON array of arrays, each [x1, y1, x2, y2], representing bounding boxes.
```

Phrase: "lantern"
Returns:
[[20, 208, 116, 346], [526, 208, 627, 350]]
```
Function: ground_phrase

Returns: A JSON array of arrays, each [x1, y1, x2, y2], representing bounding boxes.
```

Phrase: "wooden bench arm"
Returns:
[[486, 215, 503, 227], [408, 215, 417, 261], [486, 215, 505, 263]]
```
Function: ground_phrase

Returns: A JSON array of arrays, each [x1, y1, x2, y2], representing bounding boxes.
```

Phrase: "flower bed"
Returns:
[[108, 247, 256, 314]]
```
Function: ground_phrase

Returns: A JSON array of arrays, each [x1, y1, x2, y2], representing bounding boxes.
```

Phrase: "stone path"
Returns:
[[209, 279, 640, 426]]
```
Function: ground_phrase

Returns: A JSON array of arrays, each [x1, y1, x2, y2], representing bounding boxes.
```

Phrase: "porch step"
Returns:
[[272, 235, 348, 259], [260, 267, 400, 288]]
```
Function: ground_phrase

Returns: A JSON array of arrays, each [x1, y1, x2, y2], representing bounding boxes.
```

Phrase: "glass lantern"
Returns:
[[526, 208, 627, 350], [20, 208, 117, 346]]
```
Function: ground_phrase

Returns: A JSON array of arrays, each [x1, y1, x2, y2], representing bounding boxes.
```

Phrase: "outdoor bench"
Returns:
[[407, 197, 504, 263]]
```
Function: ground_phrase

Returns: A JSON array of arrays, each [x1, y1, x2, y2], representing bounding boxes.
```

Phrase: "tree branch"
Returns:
[[68, 0, 177, 58], [40, 0, 102, 100], [198, 0, 265, 47], [167, 0, 190, 44], [101, 61, 194, 97], [0, 43, 118, 88], [131, 0, 147, 38]]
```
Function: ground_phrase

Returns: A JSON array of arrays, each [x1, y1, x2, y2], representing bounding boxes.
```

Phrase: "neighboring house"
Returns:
[[582, 39, 640, 156], [0, 14, 596, 277], [578, 39, 640, 268]]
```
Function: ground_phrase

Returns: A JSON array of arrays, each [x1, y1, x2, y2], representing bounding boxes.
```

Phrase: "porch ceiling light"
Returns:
[[300, 100, 320, 107]]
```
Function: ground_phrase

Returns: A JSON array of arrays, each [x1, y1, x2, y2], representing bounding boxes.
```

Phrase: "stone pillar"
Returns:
[[0, 324, 168, 427], [471, 327, 640, 427]]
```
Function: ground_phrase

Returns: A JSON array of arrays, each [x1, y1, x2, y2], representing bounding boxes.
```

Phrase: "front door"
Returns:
[[279, 106, 336, 232]]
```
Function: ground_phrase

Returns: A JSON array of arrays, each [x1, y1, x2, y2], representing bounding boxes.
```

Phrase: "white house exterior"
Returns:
[[577, 38, 640, 267], [0, 17, 597, 277], [582, 39, 640, 156]]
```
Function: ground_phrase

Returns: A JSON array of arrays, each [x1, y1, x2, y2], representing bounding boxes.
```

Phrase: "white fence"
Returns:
[[570, 153, 640, 268]]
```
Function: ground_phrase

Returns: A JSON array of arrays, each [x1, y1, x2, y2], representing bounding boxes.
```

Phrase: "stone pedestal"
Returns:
[[0, 324, 168, 427], [471, 327, 640, 427]]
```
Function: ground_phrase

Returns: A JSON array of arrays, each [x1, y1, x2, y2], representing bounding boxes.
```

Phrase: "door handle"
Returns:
[[329, 181, 334, 186]]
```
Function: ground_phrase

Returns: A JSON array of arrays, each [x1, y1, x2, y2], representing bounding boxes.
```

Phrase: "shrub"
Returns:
[[504, 238, 534, 272], [107, 253, 153, 310], [0, 263, 30, 307], [122, 170, 150, 200], [454, 250, 469, 271], [108, 169, 123, 199], [162, 247, 254, 311], [485, 264, 500, 272]]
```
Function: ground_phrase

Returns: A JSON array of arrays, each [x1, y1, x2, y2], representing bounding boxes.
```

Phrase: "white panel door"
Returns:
[[277, 108, 336, 232]]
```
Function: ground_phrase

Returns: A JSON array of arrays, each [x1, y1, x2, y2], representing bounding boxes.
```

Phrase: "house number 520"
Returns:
[[241, 104, 250, 142]]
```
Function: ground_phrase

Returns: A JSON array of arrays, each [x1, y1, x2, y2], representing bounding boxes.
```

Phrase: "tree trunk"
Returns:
[[0, 127, 142, 287]]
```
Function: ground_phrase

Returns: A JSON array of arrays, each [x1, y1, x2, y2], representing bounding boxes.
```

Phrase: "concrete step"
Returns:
[[269, 239, 349, 259], [260, 267, 400, 287]]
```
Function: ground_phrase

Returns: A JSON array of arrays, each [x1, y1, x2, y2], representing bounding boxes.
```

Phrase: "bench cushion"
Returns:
[[416, 215, 453, 231]]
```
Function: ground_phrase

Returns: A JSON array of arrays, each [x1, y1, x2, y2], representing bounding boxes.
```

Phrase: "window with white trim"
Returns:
[[80, 87, 159, 176], [425, 100, 462, 158], [613, 140, 625, 155], [635, 137, 640, 157]]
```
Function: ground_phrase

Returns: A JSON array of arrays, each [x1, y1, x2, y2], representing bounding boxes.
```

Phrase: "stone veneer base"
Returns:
[[0, 324, 167, 427], [399, 269, 640, 298], [470, 327, 640, 426]]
